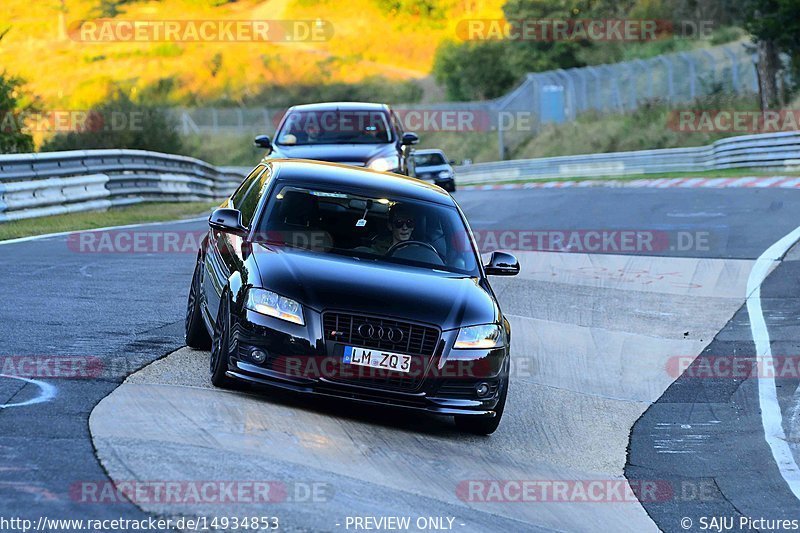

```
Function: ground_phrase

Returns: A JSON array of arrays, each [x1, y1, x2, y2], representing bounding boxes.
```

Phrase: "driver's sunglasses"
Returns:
[[392, 218, 415, 229]]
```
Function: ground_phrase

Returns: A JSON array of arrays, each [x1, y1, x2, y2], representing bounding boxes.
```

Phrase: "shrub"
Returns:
[[0, 72, 35, 154], [42, 89, 183, 154]]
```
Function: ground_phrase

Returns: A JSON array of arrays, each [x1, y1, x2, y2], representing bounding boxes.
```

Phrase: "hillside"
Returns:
[[0, 0, 504, 108]]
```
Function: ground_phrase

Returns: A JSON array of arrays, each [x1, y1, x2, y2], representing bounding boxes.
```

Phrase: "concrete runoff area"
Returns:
[[89, 250, 760, 531]]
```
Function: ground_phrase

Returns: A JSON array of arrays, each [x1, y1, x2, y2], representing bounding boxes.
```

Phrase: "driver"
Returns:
[[304, 121, 321, 143], [371, 206, 416, 255]]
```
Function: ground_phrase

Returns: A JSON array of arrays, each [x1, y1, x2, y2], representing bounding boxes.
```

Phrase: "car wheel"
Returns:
[[209, 295, 236, 389], [454, 377, 508, 435], [185, 257, 212, 349], [449, 182, 457, 193]]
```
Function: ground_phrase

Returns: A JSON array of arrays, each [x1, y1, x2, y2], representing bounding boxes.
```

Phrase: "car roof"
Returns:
[[414, 149, 446, 156], [287, 102, 390, 113], [267, 159, 453, 205]]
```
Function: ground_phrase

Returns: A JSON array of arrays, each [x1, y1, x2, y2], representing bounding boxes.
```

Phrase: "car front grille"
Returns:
[[322, 311, 440, 391]]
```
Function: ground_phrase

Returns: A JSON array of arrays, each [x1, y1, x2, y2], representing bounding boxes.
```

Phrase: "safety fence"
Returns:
[[0, 150, 244, 222], [453, 131, 800, 184], [2, 130, 799, 222]]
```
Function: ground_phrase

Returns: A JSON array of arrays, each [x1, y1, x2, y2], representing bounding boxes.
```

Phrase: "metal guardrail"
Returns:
[[2, 130, 799, 222], [0, 149, 246, 223], [454, 131, 800, 184]]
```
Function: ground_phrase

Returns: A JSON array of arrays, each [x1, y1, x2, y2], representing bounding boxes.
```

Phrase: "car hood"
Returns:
[[251, 244, 497, 330], [270, 143, 394, 165]]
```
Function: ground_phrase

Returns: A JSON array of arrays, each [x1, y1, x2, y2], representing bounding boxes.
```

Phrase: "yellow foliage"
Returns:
[[0, 0, 504, 107]]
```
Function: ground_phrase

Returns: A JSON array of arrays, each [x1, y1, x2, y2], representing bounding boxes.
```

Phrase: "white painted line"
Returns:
[[0, 375, 57, 409], [747, 225, 800, 501], [0, 216, 207, 246]]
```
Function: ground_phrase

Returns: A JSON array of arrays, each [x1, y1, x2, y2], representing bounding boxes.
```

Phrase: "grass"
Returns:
[[181, 132, 263, 166], [461, 168, 800, 187], [0, 201, 218, 241]]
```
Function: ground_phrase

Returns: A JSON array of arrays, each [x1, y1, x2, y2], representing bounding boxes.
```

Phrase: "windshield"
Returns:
[[414, 153, 446, 167], [253, 184, 479, 275], [276, 110, 393, 146]]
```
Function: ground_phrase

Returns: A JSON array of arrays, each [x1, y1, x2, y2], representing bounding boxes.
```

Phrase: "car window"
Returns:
[[391, 111, 404, 137], [276, 110, 392, 145], [253, 184, 479, 275], [231, 165, 266, 208], [414, 153, 446, 167], [235, 166, 271, 227]]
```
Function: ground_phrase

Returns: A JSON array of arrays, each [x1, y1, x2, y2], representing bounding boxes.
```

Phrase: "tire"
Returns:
[[454, 377, 508, 435], [185, 258, 212, 349], [449, 182, 457, 193], [209, 295, 236, 389]]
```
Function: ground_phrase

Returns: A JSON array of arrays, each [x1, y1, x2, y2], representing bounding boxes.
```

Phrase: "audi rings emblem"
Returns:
[[357, 323, 404, 343]]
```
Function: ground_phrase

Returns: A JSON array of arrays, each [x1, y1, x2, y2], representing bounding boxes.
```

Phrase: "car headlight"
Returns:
[[438, 170, 453, 179], [245, 288, 305, 325], [368, 155, 399, 172], [453, 324, 504, 349]]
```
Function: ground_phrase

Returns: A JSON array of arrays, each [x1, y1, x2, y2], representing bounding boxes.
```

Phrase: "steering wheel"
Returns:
[[386, 240, 444, 263]]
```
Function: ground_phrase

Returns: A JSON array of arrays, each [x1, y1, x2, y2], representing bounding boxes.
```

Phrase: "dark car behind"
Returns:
[[412, 149, 456, 192], [254, 102, 419, 175]]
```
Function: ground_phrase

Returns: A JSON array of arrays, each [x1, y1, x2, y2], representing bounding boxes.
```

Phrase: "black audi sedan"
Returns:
[[185, 160, 520, 434], [253, 102, 419, 175]]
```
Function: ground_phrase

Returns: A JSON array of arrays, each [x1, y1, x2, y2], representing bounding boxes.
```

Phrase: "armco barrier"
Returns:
[[0, 150, 247, 223], [454, 131, 800, 184], [3, 131, 800, 222]]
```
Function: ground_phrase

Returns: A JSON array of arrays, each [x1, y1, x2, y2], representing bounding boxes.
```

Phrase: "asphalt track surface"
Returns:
[[3, 187, 800, 532]]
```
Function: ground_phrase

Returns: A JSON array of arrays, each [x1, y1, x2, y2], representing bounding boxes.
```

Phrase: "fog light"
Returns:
[[475, 382, 490, 397], [250, 349, 268, 364]]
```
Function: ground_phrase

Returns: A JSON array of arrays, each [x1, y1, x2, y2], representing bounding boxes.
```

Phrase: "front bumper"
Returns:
[[226, 309, 508, 417]]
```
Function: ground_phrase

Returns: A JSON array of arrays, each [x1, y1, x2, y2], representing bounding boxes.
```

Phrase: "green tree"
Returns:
[[501, 0, 589, 75], [432, 0, 593, 101], [433, 40, 517, 100], [0, 72, 35, 154], [42, 89, 183, 154], [741, 0, 800, 108]]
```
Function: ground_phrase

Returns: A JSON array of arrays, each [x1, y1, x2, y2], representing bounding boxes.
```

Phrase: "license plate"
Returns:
[[343, 346, 412, 373]]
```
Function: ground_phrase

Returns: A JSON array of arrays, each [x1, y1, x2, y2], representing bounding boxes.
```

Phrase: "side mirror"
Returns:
[[449, 159, 456, 165], [401, 132, 419, 146], [484, 251, 520, 276], [254, 135, 272, 151], [209, 208, 248, 237]]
